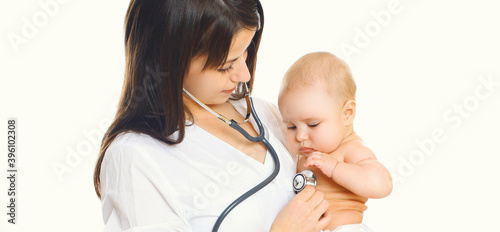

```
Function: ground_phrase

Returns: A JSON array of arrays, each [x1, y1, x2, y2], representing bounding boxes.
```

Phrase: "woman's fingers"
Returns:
[[307, 188, 324, 208], [314, 198, 329, 216], [307, 190, 330, 231], [299, 186, 328, 219], [294, 185, 316, 202], [317, 208, 332, 230], [271, 186, 330, 232]]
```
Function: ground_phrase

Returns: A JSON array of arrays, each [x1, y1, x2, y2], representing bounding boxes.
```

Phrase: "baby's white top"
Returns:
[[100, 98, 297, 232]]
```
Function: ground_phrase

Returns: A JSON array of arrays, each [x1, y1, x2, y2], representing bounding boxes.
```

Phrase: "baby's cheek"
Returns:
[[286, 135, 296, 151], [316, 134, 340, 153]]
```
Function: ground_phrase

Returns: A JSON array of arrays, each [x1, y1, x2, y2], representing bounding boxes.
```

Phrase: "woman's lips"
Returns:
[[222, 87, 236, 94]]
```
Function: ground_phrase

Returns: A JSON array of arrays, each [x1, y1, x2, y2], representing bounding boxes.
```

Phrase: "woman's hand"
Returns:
[[270, 186, 331, 232]]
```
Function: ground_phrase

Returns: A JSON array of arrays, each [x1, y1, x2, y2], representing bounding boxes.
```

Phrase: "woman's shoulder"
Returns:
[[104, 131, 175, 163], [109, 131, 160, 150]]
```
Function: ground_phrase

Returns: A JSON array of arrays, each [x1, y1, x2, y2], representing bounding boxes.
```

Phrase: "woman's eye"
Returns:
[[217, 64, 234, 73], [308, 123, 319, 128]]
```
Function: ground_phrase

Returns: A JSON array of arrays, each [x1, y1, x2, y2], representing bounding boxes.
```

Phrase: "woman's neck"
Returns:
[[183, 95, 236, 121]]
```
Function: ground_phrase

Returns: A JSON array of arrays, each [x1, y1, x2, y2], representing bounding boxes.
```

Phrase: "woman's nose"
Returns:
[[230, 57, 250, 83]]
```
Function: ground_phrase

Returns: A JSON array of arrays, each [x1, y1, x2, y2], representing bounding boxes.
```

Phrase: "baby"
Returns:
[[278, 52, 393, 232]]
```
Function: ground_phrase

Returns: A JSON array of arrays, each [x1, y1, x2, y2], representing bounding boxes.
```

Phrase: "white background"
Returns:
[[1, 0, 499, 231]]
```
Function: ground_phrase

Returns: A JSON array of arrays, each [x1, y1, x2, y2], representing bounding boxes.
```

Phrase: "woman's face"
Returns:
[[183, 28, 256, 106]]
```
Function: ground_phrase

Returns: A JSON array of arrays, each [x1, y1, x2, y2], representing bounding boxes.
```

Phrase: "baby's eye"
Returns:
[[286, 125, 296, 130], [308, 123, 319, 128]]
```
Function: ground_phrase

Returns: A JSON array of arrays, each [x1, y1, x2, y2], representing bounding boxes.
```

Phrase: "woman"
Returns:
[[93, 0, 330, 231]]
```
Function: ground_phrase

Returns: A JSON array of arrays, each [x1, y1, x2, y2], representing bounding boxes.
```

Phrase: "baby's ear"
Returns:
[[342, 100, 356, 126]]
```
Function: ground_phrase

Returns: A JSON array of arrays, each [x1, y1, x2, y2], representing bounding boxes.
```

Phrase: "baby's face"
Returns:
[[279, 84, 347, 157]]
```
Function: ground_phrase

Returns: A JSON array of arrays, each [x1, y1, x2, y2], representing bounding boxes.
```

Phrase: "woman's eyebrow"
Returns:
[[223, 57, 239, 64], [223, 48, 248, 65]]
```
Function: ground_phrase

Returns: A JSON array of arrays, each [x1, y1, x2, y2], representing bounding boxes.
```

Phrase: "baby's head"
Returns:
[[278, 52, 357, 156]]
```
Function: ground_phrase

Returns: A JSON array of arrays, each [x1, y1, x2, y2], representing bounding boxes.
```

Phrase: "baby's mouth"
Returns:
[[299, 147, 313, 155]]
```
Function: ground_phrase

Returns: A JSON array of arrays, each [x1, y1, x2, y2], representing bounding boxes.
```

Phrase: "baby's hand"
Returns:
[[303, 152, 338, 178]]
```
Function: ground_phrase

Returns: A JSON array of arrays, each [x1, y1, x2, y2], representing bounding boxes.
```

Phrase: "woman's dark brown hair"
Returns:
[[93, 0, 264, 198]]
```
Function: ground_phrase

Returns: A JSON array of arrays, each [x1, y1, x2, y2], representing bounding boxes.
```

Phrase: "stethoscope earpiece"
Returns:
[[293, 170, 316, 194]]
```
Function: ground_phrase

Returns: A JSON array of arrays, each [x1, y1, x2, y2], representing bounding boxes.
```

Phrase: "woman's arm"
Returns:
[[100, 139, 193, 232]]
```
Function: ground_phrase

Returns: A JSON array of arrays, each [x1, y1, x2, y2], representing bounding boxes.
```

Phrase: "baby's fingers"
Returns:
[[304, 158, 321, 168], [304, 153, 338, 178], [304, 154, 324, 167]]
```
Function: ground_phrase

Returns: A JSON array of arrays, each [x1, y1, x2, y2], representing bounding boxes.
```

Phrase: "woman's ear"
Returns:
[[342, 100, 356, 126]]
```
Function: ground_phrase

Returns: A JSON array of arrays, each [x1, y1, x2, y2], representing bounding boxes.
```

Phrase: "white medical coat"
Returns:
[[100, 98, 297, 232]]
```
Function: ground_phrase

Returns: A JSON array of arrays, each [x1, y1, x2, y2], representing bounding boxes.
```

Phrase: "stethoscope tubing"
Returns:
[[211, 97, 281, 232]]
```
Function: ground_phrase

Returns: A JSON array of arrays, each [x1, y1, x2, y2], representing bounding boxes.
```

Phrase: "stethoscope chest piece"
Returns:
[[293, 170, 316, 193]]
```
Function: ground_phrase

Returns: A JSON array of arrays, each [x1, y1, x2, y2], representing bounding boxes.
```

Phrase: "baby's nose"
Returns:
[[296, 130, 308, 142]]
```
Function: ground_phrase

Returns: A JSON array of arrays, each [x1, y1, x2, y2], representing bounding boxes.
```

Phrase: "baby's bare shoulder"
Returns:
[[338, 140, 376, 163]]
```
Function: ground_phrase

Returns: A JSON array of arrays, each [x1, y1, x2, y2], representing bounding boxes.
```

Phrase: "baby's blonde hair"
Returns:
[[280, 52, 356, 104]]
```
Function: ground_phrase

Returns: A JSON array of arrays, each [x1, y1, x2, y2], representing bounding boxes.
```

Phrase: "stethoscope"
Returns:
[[183, 86, 316, 232]]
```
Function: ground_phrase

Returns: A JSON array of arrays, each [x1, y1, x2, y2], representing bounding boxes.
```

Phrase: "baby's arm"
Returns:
[[304, 141, 392, 199]]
